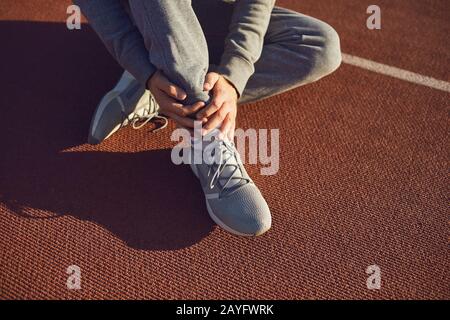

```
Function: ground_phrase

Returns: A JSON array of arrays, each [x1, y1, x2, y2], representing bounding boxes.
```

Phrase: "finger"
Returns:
[[154, 94, 186, 116], [183, 101, 206, 115], [203, 72, 220, 91], [163, 102, 187, 117], [219, 113, 233, 140], [227, 119, 236, 141], [196, 97, 223, 120], [164, 101, 205, 118], [202, 107, 228, 136], [159, 78, 187, 100], [166, 111, 199, 129]]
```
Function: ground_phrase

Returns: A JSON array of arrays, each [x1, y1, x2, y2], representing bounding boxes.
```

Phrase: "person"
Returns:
[[74, 0, 341, 237]]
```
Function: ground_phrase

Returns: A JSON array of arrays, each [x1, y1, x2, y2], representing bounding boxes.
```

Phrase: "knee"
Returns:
[[266, 9, 342, 86], [311, 22, 342, 78]]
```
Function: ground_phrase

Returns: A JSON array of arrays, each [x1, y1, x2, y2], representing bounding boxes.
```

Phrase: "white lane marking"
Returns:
[[342, 53, 450, 93]]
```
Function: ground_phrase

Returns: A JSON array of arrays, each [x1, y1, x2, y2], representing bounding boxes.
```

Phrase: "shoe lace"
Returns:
[[121, 95, 168, 132], [206, 139, 250, 197]]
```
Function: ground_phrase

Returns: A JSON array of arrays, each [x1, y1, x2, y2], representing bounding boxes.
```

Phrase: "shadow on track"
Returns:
[[0, 21, 214, 251]]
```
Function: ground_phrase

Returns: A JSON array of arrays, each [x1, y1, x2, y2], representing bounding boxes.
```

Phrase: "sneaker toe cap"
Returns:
[[209, 184, 271, 236]]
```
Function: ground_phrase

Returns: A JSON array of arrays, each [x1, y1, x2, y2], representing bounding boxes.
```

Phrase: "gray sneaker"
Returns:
[[88, 71, 167, 145], [190, 136, 271, 236]]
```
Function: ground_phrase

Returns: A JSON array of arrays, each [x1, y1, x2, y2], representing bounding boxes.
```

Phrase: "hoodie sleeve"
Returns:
[[73, 0, 156, 86], [217, 0, 275, 96]]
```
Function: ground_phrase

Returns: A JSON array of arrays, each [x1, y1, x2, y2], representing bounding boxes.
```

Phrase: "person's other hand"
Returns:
[[147, 70, 205, 129], [196, 72, 238, 140]]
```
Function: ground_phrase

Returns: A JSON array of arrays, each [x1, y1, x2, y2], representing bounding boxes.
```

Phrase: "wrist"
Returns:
[[145, 70, 157, 90], [221, 76, 239, 101]]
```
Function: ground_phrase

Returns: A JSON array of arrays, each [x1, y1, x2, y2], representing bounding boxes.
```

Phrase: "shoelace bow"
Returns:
[[207, 139, 250, 197], [120, 95, 168, 132]]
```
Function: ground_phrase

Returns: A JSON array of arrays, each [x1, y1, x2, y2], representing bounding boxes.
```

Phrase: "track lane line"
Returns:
[[342, 53, 450, 93]]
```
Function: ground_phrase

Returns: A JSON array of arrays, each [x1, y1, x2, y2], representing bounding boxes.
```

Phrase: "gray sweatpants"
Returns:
[[128, 1, 341, 105]]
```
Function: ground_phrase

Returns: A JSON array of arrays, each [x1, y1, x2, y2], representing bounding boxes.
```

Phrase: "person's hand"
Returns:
[[147, 70, 205, 129], [196, 72, 238, 140]]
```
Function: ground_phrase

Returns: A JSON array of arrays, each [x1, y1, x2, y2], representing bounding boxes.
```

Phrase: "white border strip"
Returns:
[[342, 53, 450, 93]]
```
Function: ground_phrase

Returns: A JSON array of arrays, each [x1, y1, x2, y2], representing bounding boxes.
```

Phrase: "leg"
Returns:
[[239, 7, 342, 104], [129, 0, 210, 105], [88, 0, 214, 144]]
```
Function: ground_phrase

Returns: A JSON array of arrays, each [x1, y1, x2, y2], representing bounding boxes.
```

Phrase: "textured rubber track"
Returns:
[[0, 0, 448, 299]]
